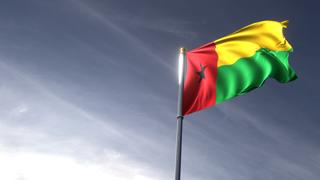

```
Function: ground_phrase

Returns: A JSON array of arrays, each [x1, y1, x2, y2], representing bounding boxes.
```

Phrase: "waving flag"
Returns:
[[182, 20, 297, 115]]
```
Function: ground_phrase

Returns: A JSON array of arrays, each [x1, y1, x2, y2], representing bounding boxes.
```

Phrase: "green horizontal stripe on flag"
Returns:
[[216, 48, 297, 104]]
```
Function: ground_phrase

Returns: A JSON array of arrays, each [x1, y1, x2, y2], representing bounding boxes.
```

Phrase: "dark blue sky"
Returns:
[[0, 0, 319, 179]]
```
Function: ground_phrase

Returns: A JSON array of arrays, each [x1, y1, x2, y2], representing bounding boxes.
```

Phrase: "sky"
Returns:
[[0, 0, 319, 179]]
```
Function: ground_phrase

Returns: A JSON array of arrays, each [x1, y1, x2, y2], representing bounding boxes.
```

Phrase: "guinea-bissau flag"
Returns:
[[183, 20, 297, 116]]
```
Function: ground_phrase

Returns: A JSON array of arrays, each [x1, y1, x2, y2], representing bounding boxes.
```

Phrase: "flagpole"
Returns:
[[175, 47, 186, 180]]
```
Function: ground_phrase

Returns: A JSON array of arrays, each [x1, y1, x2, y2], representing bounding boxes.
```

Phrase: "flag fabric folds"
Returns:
[[182, 20, 297, 116]]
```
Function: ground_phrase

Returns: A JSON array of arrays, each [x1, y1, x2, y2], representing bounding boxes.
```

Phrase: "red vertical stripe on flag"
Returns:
[[182, 42, 218, 115]]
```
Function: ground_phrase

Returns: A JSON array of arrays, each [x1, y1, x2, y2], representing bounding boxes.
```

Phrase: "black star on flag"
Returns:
[[196, 64, 207, 82]]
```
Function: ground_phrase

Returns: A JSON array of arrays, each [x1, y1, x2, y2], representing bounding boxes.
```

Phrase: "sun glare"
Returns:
[[0, 151, 154, 180]]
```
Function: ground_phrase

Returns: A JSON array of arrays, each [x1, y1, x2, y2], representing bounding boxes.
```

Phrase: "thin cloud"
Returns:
[[71, 0, 174, 71], [110, 15, 199, 39], [0, 60, 172, 179]]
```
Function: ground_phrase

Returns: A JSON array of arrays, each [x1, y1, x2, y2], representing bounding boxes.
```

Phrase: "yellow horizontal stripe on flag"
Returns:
[[214, 20, 292, 67]]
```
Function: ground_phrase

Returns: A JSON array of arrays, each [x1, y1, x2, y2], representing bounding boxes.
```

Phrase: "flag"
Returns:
[[182, 20, 297, 116]]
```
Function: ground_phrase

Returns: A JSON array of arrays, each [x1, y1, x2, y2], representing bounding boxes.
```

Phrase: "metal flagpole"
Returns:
[[175, 47, 186, 180]]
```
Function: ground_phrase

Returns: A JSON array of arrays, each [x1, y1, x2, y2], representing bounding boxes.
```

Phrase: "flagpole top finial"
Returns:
[[180, 47, 186, 54]]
